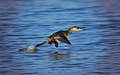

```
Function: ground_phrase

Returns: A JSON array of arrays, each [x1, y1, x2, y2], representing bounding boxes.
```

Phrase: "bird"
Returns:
[[35, 26, 83, 48]]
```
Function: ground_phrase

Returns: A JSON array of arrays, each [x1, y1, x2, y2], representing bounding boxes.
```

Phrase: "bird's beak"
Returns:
[[80, 28, 83, 30], [78, 27, 84, 31]]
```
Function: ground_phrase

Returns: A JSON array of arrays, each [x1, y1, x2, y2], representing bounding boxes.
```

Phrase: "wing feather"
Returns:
[[58, 35, 71, 44]]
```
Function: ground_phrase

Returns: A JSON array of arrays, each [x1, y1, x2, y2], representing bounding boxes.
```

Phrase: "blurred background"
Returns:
[[0, 0, 120, 75]]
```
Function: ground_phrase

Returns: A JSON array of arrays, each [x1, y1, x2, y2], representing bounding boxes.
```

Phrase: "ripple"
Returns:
[[0, 0, 120, 75]]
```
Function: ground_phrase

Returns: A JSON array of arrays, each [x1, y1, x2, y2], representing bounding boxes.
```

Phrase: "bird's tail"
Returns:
[[35, 41, 46, 47]]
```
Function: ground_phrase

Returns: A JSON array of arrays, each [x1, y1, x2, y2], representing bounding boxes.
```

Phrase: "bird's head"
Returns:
[[70, 26, 83, 31]]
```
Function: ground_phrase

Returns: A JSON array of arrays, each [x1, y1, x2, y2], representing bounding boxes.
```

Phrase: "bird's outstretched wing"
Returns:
[[58, 34, 71, 44]]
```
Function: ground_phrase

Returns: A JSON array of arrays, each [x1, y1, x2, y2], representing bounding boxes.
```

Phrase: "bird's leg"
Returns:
[[54, 41, 58, 47]]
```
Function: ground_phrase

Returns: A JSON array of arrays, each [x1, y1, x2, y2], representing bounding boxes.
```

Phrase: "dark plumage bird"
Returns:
[[35, 26, 83, 48]]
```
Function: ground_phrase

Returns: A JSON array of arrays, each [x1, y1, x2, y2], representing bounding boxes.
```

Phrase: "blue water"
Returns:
[[0, 0, 120, 75]]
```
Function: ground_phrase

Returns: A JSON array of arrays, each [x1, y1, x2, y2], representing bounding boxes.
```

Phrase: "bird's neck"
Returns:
[[64, 29, 73, 36]]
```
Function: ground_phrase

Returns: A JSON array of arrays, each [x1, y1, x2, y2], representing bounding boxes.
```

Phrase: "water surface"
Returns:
[[0, 0, 120, 75]]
